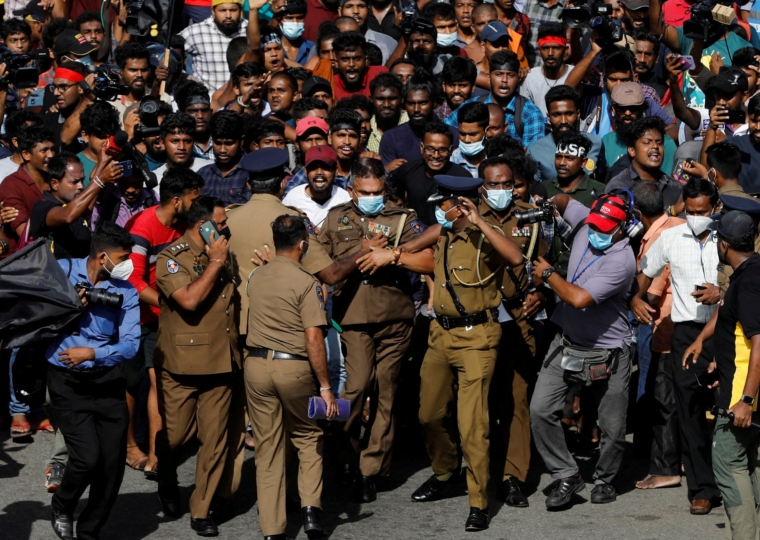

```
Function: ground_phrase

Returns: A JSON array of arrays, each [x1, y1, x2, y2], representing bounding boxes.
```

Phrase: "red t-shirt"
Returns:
[[333, 65, 389, 101], [0, 166, 43, 257], [125, 206, 185, 324], [304, 0, 339, 43], [662, 0, 691, 27]]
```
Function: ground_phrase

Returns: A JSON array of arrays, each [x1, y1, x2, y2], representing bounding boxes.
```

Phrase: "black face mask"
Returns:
[[218, 226, 232, 241]]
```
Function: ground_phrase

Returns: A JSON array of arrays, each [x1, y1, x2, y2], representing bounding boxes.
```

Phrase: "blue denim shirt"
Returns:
[[45, 258, 141, 369]]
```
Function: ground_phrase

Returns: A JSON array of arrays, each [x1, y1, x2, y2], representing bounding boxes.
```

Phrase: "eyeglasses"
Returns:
[[612, 104, 643, 114], [423, 146, 451, 156], [47, 83, 78, 94]]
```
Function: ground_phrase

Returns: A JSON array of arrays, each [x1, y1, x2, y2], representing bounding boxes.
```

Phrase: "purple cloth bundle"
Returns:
[[308, 396, 351, 421]]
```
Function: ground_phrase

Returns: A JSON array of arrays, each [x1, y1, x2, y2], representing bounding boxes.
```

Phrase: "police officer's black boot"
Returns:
[[302, 506, 326, 538]]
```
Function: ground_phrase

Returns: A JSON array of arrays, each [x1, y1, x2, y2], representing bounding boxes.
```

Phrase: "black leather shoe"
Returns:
[[190, 518, 218, 537], [158, 490, 182, 518], [545, 474, 586, 509], [264, 536, 289, 540], [51, 509, 74, 540], [335, 463, 356, 487], [303, 506, 326, 538], [411, 471, 460, 502], [464, 507, 489, 532], [590, 483, 617, 504], [496, 476, 529, 507], [356, 475, 377, 503]]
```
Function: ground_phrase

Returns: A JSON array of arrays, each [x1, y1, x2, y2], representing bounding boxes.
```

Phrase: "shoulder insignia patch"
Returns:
[[166, 259, 179, 274], [409, 219, 425, 234], [170, 243, 189, 252], [316, 285, 325, 305], [304, 219, 316, 235]]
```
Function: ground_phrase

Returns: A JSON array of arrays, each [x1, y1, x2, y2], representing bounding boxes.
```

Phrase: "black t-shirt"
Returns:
[[395, 159, 471, 226], [42, 112, 85, 154], [29, 191, 91, 259], [723, 135, 760, 194], [714, 254, 760, 409]]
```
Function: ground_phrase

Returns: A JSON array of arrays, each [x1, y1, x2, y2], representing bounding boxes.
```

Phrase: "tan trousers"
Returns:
[[155, 369, 233, 519], [216, 373, 248, 500], [244, 354, 323, 537], [340, 320, 413, 477], [418, 319, 501, 510]]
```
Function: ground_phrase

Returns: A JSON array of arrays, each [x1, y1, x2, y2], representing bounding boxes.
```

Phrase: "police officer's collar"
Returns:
[[250, 193, 283, 203]]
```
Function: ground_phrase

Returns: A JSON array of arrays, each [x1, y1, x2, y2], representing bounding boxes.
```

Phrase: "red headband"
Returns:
[[538, 36, 567, 48], [54, 68, 84, 83]]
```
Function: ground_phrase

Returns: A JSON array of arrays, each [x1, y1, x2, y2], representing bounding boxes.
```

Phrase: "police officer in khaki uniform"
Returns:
[[409, 175, 524, 532], [477, 156, 548, 507], [245, 215, 337, 540], [154, 196, 240, 537], [316, 157, 434, 502], [714, 195, 760, 297]]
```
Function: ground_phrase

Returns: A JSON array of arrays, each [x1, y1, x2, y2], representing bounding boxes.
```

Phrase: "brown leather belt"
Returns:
[[248, 347, 308, 361]]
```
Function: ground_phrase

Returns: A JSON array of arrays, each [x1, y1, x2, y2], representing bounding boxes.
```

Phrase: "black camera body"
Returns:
[[683, 0, 735, 41], [74, 282, 123, 309], [134, 99, 161, 138], [85, 64, 130, 102], [515, 200, 556, 227], [561, 1, 622, 48], [0, 46, 49, 88]]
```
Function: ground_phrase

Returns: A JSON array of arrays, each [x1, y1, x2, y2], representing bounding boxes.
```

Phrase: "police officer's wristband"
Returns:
[[319, 387, 331, 392]]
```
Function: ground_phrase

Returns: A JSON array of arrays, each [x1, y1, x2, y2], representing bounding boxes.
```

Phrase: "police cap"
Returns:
[[427, 175, 483, 204], [719, 193, 760, 214], [239, 148, 289, 180]]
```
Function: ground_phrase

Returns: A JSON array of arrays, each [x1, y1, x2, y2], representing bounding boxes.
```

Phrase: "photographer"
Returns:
[[530, 190, 637, 508], [133, 97, 172, 171], [48, 222, 140, 540], [112, 42, 171, 129]]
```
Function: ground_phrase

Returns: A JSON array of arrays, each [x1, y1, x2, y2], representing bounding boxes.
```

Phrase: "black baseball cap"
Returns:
[[13, 0, 45, 22], [54, 29, 98, 58], [706, 68, 749, 94], [709, 210, 757, 246]]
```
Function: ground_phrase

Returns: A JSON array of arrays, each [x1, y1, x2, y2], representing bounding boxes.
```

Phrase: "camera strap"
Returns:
[[442, 234, 469, 317]]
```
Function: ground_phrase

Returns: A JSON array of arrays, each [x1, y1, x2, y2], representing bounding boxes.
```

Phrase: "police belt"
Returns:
[[437, 308, 499, 331], [248, 347, 308, 361]]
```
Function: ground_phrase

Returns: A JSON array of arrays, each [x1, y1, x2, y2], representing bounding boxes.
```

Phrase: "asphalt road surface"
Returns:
[[0, 426, 727, 540]]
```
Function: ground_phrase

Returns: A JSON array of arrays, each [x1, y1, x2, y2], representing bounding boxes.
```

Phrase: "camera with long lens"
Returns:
[[683, 0, 735, 41], [85, 64, 130, 102], [134, 99, 161, 138], [124, 0, 144, 30], [74, 282, 123, 309], [561, 1, 622, 47], [515, 200, 556, 227], [0, 46, 49, 88]]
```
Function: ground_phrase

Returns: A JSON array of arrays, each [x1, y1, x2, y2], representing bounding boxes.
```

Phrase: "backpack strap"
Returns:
[[513, 94, 525, 139]]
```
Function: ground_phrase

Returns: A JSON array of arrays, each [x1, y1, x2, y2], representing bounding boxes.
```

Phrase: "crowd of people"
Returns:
[[2, 0, 760, 538]]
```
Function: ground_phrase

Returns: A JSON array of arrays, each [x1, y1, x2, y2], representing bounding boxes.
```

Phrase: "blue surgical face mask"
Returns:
[[437, 32, 459, 47], [588, 229, 614, 250], [458, 138, 485, 156], [435, 206, 455, 229], [355, 195, 385, 216], [486, 189, 512, 210], [280, 22, 305, 40]]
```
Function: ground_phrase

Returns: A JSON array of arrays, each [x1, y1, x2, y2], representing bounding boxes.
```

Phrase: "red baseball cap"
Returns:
[[305, 145, 337, 168], [296, 117, 329, 138], [586, 194, 628, 233]]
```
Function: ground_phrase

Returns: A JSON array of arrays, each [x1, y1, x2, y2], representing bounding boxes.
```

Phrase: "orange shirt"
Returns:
[[637, 214, 685, 353], [463, 28, 529, 69]]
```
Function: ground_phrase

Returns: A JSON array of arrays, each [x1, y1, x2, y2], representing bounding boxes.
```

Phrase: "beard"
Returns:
[[214, 19, 239, 36], [616, 118, 636, 141], [409, 115, 431, 134]]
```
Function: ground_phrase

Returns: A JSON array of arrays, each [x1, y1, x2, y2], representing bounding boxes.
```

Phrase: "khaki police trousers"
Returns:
[[155, 369, 233, 519], [340, 320, 413, 477], [244, 354, 323, 537], [419, 319, 501, 510]]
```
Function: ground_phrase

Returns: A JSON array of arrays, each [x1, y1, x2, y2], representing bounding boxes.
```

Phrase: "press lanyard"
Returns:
[[570, 246, 603, 284]]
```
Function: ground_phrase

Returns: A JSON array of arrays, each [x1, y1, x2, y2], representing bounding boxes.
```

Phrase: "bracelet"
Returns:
[[237, 96, 252, 109], [92, 175, 105, 188], [210, 259, 225, 265], [392, 248, 402, 263], [319, 386, 331, 392]]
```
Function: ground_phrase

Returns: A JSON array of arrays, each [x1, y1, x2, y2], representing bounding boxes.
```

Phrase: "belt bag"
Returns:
[[560, 337, 619, 386]]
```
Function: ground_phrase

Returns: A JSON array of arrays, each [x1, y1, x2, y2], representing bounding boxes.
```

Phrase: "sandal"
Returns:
[[126, 447, 149, 470], [144, 462, 158, 479], [32, 419, 55, 434], [11, 421, 32, 438]]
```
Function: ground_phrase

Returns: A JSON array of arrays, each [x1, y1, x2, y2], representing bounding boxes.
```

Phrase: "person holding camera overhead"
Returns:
[[153, 196, 238, 537], [47, 222, 140, 540], [530, 190, 637, 509]]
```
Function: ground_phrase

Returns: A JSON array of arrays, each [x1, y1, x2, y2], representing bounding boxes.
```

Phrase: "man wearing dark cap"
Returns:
[[707, 209, 760, 540], [620, 0, 650, 30], [303, 76, 334, 111], [530, 191, 637, 509], [410, 175, 524, 531], [54, 28, 98, 65], [13, 0, 45, 47]]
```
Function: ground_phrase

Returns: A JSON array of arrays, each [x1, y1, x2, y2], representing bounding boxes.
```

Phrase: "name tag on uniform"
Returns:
[[338, 225, 353, 231], [512, 226, 531, 237], [368, 222, 391, 236]]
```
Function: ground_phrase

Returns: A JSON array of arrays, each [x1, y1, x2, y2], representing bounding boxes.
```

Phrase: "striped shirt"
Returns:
[[125, 206, 186, 324]]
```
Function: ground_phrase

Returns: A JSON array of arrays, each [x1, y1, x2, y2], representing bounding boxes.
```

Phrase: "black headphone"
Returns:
[[594, 189, 644, 238]]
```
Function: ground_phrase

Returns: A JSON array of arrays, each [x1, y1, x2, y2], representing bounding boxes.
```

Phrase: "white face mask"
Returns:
[[458, 138, 485, 156], [105, 254, 134, 280], [437, 32, 459, 47], [686, 215, 713, 236]]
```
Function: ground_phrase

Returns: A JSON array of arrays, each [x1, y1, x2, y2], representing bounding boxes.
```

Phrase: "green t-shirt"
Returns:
[[602, 131, 678, 176], [77, 152, 96, 187], [676, 28, 751, 107], [544, 174, 607, 208]]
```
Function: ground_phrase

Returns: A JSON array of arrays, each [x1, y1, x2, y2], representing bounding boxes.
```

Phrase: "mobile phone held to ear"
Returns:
[[198, 221, 220, 246]]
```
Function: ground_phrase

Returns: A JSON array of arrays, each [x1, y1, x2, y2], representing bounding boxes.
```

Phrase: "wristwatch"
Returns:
[[742, 395, 755, 405], [541, 267, 555, 281]]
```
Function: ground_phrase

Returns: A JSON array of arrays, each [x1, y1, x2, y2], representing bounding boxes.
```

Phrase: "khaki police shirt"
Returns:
[[317, 200, 425, 325], [480, 200, 548, 318], [227, 193, 334, 334], [154, 233, 241, 375], [246, 256, 329, 357], [716, 184, 760, 296], [432, 224, 507, 318]]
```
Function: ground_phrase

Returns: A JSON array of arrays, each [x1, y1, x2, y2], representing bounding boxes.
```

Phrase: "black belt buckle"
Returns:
[[439, 315, 451, 331]]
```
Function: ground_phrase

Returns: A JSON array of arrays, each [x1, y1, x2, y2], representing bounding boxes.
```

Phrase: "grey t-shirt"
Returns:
[[551, 200, 636, 349], [520, 65, 574, 117]]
